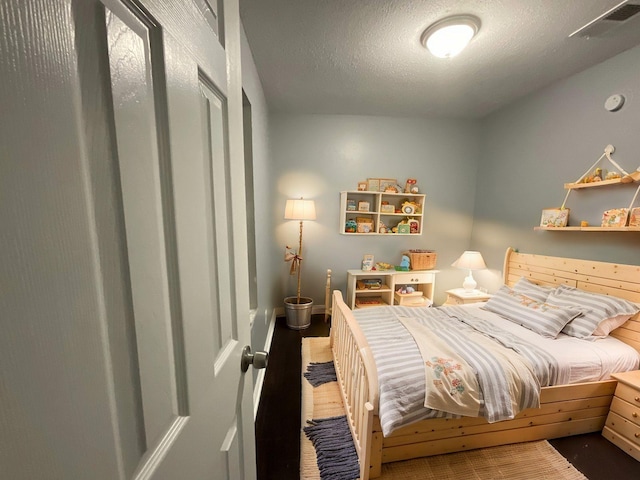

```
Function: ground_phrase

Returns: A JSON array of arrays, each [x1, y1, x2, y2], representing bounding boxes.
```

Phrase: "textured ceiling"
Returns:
[[239, 0, 640, 119]]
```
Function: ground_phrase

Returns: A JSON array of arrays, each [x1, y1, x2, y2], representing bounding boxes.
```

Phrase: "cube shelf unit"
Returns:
[[340, 191, 426, 235]]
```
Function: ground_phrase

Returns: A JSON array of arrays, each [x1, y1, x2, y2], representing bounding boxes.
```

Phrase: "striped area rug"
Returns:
[[301, 336, 588, 480]]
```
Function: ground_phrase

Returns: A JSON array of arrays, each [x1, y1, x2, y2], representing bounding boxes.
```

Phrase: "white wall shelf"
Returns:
[[340, 191, 426, 235]]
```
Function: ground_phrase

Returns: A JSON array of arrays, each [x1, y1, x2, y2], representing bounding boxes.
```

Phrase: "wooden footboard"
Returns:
[[329, 290, 379, 480]]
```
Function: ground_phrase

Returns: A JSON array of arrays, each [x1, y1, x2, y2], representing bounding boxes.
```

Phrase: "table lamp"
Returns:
[[452, 251, 486, 292]]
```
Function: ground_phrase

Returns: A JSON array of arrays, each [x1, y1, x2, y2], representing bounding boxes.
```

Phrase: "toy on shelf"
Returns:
[[581, 167, 605, 183], [396, 285, 415, 294], [404, 178, 417, 193], [396, 254, 411, 271], [401, 200, 421, 214], [375, 261, 394, 270], [383, 183, 405, 193], [345, 219, 357, 233]]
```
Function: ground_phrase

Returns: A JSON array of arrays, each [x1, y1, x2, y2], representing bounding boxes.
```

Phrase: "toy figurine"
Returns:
[[405, 178, 417, 193], [345, 219, 357, 233]]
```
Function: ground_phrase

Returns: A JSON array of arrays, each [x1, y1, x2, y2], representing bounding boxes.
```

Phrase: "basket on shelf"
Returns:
[[405, 250, 437, 270]]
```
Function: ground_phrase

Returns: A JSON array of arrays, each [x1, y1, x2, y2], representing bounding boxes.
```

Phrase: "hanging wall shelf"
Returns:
[[535, 145, 640, 232]]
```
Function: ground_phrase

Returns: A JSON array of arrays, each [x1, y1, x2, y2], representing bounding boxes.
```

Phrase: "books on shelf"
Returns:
[[354, 297, 385, 308], [357, 278, 383, 290]]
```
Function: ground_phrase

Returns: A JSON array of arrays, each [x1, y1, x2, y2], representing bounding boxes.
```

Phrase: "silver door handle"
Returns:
[[241, 346, 269, 372]]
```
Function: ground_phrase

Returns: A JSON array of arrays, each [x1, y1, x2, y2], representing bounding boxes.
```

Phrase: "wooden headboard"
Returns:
[[503, 247, 640, 352]]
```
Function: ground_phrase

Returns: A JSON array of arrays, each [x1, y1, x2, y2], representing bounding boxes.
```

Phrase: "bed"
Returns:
[[329, 248, 640, 479]]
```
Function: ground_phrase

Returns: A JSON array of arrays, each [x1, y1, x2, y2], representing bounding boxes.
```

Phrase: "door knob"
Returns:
[[241, 346, 269, 372]]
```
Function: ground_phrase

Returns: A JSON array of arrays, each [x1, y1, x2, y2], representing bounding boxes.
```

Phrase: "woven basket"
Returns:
[[405, 250, 437, 270]]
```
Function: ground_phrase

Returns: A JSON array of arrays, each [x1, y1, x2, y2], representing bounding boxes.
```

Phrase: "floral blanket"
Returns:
[[400, 316, 540, 421]]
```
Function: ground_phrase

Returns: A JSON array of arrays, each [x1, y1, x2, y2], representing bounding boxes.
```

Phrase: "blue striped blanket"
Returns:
[[353, 305, 561, 436]]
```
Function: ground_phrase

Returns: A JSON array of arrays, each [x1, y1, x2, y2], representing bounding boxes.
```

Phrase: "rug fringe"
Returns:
[[303, 415, 359, 480], [304, 361, 337, 387]]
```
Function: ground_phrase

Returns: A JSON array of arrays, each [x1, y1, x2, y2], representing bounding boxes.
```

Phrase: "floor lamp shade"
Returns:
[[452, 251, 486, 291], [284, 199, 316, 221]]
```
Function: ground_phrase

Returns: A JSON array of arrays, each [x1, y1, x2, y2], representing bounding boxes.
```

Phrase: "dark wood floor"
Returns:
[[255, 314, 640, 480]]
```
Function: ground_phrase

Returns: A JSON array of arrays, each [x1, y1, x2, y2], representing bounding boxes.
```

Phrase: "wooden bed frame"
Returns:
[[329, 248, 640, 479]]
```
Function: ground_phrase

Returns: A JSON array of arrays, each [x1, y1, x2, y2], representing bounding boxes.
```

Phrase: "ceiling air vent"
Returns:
[[605, 3, 640, 21], [570, 1, 640, 38]]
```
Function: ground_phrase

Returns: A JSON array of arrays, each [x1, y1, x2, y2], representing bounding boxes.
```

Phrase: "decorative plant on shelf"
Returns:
[[283, 198, 316, 329]]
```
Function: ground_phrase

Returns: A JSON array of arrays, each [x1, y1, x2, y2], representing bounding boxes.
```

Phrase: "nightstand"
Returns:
[[602, 370, 640, 461], [443, 288, 491, 306]]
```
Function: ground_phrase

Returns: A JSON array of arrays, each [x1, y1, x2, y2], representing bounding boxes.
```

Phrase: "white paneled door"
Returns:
[[0, 1, 256, 479]]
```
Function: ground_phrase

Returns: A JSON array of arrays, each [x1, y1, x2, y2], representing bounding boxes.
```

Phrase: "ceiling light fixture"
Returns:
[[421, 15, 481, 58]]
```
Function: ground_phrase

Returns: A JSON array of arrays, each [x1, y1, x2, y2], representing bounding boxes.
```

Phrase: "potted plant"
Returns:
[[283, 198, 316, 329]]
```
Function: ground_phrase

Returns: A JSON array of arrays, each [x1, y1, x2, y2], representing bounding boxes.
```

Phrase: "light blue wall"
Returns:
[[244, 36, 640, 357], [472, 43, 640, 292], [270, 114, 481, 306]]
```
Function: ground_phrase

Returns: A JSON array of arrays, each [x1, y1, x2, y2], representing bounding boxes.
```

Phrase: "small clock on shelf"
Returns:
[[401, 201, 420, 215]]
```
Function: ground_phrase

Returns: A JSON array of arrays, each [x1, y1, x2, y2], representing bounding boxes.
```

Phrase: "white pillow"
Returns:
[[592, 314, 634, 337], [547, 285, 640, 339], [483, 285, 584, 338], [512, 277, 554, 303]]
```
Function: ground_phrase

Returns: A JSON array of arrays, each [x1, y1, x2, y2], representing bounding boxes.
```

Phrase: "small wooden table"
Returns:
[[602, 370, 640, 461], [443, 288, 491, 306]]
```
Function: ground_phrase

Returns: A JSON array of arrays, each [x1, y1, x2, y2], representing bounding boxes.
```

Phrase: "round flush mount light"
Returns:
[[421, 15, 481, 58]]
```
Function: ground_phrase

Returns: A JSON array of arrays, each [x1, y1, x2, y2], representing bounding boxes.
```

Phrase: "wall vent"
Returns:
[[570, 1, 640, 38]]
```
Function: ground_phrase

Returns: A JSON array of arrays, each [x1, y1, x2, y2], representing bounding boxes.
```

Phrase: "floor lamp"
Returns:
[[284, 198, 316, 304]]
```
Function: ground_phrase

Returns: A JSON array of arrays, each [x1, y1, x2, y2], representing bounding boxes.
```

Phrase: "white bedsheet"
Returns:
[[467, 304, 640, 383]]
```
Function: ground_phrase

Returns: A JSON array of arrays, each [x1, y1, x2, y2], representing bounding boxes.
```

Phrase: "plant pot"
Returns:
[[284, 296, 313, 330]]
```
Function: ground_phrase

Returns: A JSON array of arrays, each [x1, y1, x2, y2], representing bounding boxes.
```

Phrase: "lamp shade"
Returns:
[[452, 251, 486, 292], [451, 251, 486, 270], [284, 198, 316, 220]]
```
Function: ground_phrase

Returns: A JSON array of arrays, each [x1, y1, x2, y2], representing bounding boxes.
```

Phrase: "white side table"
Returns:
[[443, 288, 491, 306]]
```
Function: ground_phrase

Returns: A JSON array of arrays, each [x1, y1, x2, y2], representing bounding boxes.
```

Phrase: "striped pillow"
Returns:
[[547, 285, 640, 339], [483, 285, 584, 338], [512, 277, 554, 303]]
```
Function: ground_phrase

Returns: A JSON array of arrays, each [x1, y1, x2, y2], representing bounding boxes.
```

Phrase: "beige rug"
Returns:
[[301, 337, 588, 480]]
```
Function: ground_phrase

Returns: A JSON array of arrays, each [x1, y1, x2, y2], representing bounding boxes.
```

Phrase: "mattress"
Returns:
[[352, 303, 640, 436]]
